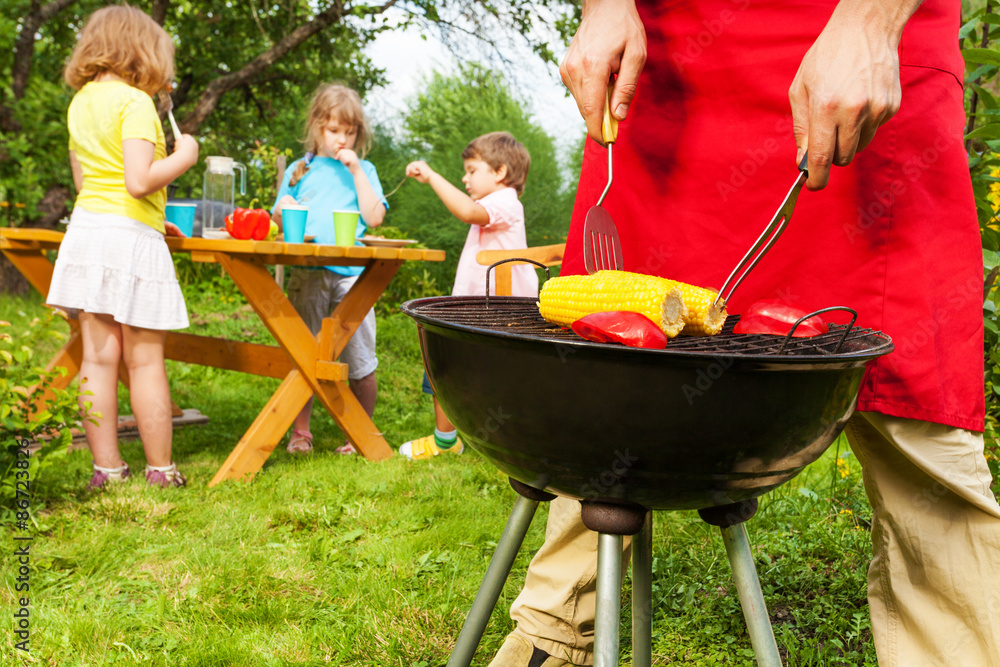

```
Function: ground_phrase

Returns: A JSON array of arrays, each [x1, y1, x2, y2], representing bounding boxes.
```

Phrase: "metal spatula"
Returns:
[[583, 85, 623, 275], [713, 152, 810, 307]]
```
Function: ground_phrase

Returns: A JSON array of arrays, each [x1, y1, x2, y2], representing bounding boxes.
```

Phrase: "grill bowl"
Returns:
[[404, 296, 894, 510]]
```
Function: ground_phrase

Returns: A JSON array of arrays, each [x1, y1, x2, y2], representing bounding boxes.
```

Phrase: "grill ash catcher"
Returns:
[[404, 262, 893, 666]]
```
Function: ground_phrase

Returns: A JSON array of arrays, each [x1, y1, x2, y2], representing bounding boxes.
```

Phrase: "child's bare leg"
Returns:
[[293, 398, 314, 432], [433, 398, 454, 432], [351, 371, 377, 418], [121, 324, 172, 467], [79, 312, 124, 468]]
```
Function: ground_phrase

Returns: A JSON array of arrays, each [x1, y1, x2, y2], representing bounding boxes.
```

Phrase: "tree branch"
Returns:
[[12, 0, 77, 100], [151, 0, 171, 25], [1, 0, 77, 133], [180, 0, 345, 133]]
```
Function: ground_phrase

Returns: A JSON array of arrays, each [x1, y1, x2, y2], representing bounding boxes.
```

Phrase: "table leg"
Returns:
[[217, 254, 393, 470], [2, 248, 57, 296], [208, 370, 313, 486]]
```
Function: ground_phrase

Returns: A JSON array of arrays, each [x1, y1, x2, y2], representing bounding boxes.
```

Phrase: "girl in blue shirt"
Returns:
[[271, 84, 387, 455]]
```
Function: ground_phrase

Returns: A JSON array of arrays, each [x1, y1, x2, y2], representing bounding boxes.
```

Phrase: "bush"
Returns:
[[962, 1, 1000, 490], [0, 310, 85, 518]]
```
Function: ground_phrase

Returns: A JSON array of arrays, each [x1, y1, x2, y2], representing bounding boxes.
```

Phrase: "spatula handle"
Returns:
[[602, 83, 618, 145]]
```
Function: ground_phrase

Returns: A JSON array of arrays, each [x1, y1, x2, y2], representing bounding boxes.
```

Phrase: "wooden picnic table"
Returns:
[[1, 227, 445, 486]]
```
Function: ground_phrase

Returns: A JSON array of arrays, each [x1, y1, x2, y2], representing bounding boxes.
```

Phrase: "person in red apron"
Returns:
[[489, 1, 1000, 665]]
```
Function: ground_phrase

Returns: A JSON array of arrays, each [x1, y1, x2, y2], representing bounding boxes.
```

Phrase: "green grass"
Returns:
[[1, 289, 881, 665]]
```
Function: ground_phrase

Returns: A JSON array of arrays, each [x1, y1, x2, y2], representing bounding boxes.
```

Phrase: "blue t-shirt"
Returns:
[[271, 155, 388, 276]]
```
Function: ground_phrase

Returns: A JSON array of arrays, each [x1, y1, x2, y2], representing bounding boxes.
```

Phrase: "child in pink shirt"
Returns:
[[400, 131, 538, 460]]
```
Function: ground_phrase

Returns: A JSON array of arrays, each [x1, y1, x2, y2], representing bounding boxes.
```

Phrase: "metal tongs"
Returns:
[[713, 152, 809, 307]]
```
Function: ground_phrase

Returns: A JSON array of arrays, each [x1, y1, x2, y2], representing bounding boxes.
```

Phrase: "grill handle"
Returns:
[[777, 306, 858, 355], [485, 258, 551, 309]]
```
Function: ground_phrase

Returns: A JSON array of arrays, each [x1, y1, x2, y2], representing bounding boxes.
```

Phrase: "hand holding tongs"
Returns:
[[713, 152, 809, 307]]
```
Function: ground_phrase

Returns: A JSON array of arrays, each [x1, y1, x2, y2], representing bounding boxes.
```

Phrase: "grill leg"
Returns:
[[720, 522, 783, 667], [446, 493, 543, 667], [595, 532, 623, 667], [632, 512, 653, 667]]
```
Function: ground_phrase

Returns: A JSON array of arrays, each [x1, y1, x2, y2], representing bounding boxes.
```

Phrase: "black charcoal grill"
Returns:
[[403, 294, 894, 667]]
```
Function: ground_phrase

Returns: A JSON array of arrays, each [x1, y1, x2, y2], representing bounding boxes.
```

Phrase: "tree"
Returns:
[[372, 62, 578, 293]]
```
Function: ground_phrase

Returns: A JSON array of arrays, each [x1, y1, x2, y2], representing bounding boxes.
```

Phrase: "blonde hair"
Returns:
[[290, 84, 371, 187], [64, 5, 174, 97], [462, 131, 531, 196]]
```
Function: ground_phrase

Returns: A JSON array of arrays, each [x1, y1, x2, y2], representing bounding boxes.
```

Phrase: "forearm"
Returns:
[[427, 173, 489, 226], [831, 0, 924, 44], [122, 138, 198, 201], [130, 153, 194, 200], [352, 171, 387, 228]]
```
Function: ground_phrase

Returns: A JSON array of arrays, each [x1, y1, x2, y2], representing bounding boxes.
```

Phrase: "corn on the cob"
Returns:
[[662, 279, 727, 336], [538, 270, 728, 338], [538, 270, 688, 337]]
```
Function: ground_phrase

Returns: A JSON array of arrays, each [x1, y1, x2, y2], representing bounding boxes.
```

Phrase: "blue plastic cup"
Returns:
[[165, 203, 197, 237], [282, 204, 308, 244]]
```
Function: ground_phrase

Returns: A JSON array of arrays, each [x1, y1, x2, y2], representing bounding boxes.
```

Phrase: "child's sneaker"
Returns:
[[399, 435, 464, 460], [145, 462, 187, 488], [88, 463, 131, 490]]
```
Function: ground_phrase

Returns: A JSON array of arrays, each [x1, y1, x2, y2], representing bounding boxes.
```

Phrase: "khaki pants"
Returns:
[[508, 412, 1000, 666]]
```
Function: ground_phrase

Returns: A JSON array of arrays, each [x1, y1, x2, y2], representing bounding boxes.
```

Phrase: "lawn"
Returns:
[[1, 285, 878, 666]]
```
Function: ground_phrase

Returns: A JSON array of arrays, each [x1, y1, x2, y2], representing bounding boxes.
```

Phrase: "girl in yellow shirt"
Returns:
[[47, 6, 198, 490]]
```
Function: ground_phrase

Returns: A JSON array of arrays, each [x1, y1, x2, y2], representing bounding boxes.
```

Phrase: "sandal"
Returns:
[[145, 462, 187, 488], [287, 428, 314, 454], [89, 462, 131, 490], [335, 442, 358, 456]]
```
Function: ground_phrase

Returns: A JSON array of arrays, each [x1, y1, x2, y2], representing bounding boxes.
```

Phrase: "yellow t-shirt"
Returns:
[[68, 81, 167, 232]]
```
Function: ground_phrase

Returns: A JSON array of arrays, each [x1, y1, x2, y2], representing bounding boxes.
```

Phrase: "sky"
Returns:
[[362, 7, 585, 156]]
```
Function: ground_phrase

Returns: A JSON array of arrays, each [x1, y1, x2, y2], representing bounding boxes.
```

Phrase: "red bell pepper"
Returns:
[[224, 214, 234, 236], [229, 199, 271, 240], [733, 299, 830, 337], [571, 311, 668, 349]]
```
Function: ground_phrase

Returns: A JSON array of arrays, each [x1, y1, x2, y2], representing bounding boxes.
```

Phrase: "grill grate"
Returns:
[[408, 296, 894, 358]]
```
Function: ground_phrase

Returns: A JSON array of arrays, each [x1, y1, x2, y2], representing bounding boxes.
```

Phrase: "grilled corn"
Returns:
[[538, 270, 727, 338]]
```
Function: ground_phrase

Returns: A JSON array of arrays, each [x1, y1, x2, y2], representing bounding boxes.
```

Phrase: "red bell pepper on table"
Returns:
[[570, 311, 668, 349], [227, 199, 272, 240], [733, 299, 830, 337]]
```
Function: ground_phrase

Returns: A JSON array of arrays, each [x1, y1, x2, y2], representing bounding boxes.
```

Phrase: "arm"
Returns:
[[122, 134, 199, 200], [336, 149, 387, 228], [406, 161, 490, 226], [69, 150, 84, 193], [559, 0, 647, 144], [789, 0, 924, 190]]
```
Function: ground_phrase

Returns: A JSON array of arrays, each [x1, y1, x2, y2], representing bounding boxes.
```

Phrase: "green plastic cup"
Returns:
[[333, 210, 360, 246]]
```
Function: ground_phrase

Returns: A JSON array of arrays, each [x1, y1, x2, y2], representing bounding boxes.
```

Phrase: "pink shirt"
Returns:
[[452, 187, 539, 297]]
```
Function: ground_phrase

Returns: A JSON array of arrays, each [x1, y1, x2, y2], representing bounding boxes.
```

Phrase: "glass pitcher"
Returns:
[[200, 156, 246, 235]]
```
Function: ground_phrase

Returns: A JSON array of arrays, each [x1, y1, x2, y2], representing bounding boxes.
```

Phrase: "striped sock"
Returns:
[[434, 428, 458, 450]]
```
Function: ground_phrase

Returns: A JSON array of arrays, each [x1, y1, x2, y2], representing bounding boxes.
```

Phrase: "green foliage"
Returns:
[[963, 0, 1000, 487], [0, 310, 81, 514]]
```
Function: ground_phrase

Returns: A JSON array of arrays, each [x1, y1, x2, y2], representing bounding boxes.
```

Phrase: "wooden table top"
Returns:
[[0, 227, 446, 265]]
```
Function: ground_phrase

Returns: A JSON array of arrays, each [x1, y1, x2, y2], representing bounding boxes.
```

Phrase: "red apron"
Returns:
[[563, 0, 985, 431]]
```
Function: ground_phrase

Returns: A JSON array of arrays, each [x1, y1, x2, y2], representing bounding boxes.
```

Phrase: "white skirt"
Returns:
[[46, 208, 189, 330]]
